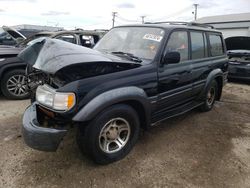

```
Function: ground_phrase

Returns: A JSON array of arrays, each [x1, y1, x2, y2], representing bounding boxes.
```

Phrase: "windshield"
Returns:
[[0, 27, 16, 45], [94, 27, 165, 62]]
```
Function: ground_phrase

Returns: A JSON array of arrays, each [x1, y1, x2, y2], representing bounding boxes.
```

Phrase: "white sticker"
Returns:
[[143, 34, 163, 42]]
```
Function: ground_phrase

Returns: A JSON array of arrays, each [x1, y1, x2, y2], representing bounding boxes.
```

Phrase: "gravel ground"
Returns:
[[0, 82, 250, 188]]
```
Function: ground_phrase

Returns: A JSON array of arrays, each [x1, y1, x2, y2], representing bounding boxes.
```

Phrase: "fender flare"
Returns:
[[73, 87, 151, 126], [199, 68, 223, 99], [0, 62, 26, 79]]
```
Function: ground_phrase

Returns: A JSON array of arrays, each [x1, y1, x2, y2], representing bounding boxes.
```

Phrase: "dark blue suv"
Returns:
[[20, 22, 228, 164]]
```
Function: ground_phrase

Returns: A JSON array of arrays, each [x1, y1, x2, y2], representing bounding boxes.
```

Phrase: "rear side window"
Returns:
[[209, 34, 223, 56], [166, 31, 189, 61], [190, 32, 205, 59]]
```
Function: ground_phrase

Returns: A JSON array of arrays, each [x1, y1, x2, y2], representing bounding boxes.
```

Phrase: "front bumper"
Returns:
[[22, 103, 67, 152]]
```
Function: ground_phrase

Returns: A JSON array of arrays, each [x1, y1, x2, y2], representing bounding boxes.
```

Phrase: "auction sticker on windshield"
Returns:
[[143, 34, 163, 42]]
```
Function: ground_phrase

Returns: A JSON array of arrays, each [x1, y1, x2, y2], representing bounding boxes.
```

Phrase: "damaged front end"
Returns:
[[19, 38, 141, 151], [21, 38, 141, 92], [22, 103, 68, 151]]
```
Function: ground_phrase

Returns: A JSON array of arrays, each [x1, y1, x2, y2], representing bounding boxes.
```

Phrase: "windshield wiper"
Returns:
[[111, 51, 142, 63]]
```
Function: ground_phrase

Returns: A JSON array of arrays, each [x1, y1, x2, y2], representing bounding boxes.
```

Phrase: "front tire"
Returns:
[[199, 80, 218, 112], [1, 69, 29, 100], [77, 104, 140, 164]]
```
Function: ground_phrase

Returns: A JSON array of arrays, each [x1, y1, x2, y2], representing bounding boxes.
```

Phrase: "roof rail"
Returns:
[[145, 21, 214, 29], [188, 22, 214, 29], [145, 21, 188, 25]]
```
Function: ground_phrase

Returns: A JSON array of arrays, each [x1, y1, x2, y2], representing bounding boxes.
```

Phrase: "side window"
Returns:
[[55, 34, 76, 44], [166, 31, 189, 61], [209, 34, 223, 56], [81, 35, 95, 48], [190, 32, 205, 59]]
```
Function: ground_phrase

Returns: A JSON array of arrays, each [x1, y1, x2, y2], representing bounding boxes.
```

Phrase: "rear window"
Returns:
[[209, 34, 224, 56], [55, 34, 76, 44]]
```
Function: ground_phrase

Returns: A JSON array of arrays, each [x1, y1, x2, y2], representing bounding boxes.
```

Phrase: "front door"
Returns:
[[157, 30, 193, 111]]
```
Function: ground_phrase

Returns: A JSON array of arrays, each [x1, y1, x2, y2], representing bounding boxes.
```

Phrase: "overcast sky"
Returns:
[[0, 0, 250, 29]]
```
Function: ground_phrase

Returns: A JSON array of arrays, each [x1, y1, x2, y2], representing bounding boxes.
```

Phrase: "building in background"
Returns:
[[196, 13, 250, 38]]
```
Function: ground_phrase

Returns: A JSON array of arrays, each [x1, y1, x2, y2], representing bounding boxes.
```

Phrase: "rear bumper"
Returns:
[[22, 103, 67, 152], [228, 64, 250, 80]]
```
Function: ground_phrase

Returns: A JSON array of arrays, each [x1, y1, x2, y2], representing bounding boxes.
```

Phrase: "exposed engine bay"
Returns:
[[26, 62, 140, 90], [228, 51, 250, 64], [19, 38, 142, 92]]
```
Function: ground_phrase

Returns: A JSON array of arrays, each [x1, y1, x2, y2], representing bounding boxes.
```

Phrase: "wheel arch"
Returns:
[[199, 68, 224, 101], [214, 76, 223, 100], [0, 63, 27, 84], [0, 63, 28, 99], [73, 87, 151, 129], [120, 100, 149, 130]]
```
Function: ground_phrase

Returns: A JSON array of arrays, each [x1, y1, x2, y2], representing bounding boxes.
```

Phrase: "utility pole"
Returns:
[[141, 16, 146, 24], [112, 12, 118, 28], [193, 4, 198, 20]]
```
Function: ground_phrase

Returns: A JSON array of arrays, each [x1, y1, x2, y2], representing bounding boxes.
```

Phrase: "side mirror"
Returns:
[[163, 51, 180, 64]]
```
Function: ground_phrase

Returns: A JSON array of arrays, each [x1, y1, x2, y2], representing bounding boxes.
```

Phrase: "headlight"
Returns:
[[36, 84, 76, 111]]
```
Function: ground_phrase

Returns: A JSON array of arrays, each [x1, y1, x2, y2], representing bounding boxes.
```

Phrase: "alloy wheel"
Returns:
[[99, 118, 131, 153], [6, 74, 28, 97]]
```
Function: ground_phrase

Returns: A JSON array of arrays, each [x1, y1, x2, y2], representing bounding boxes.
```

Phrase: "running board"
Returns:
[[151, 101, 203, 126]]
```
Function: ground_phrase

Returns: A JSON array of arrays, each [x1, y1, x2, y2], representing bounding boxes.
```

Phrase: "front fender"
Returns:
[[73, 86, 151, 124]]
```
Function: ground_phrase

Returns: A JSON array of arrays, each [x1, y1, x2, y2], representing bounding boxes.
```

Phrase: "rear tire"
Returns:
[[1, 69, 29, 100], [199, 80, 218, 112], [77, 104, 140, 164]]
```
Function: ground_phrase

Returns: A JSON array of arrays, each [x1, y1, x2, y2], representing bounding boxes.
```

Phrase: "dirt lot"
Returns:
[[0, 83, 250, 188]]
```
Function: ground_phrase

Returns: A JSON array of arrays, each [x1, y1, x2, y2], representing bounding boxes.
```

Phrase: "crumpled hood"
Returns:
[[18, 38, 139, 74]]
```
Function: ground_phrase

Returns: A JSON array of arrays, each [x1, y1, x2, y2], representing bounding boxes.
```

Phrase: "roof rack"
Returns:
[[145, 21, 214, 29], [188, 22, 214, 29]]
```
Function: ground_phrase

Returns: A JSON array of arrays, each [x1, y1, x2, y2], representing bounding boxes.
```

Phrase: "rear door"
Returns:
[[189, 30, 209, 96], [191, 32, 226, 96]]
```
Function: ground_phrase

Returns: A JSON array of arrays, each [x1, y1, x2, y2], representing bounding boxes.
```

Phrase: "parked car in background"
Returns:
[[0, 26, 26, 46], [0, 29, 106, 99], [20, 22, 228, 164], [226, 36, 250, 81]]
